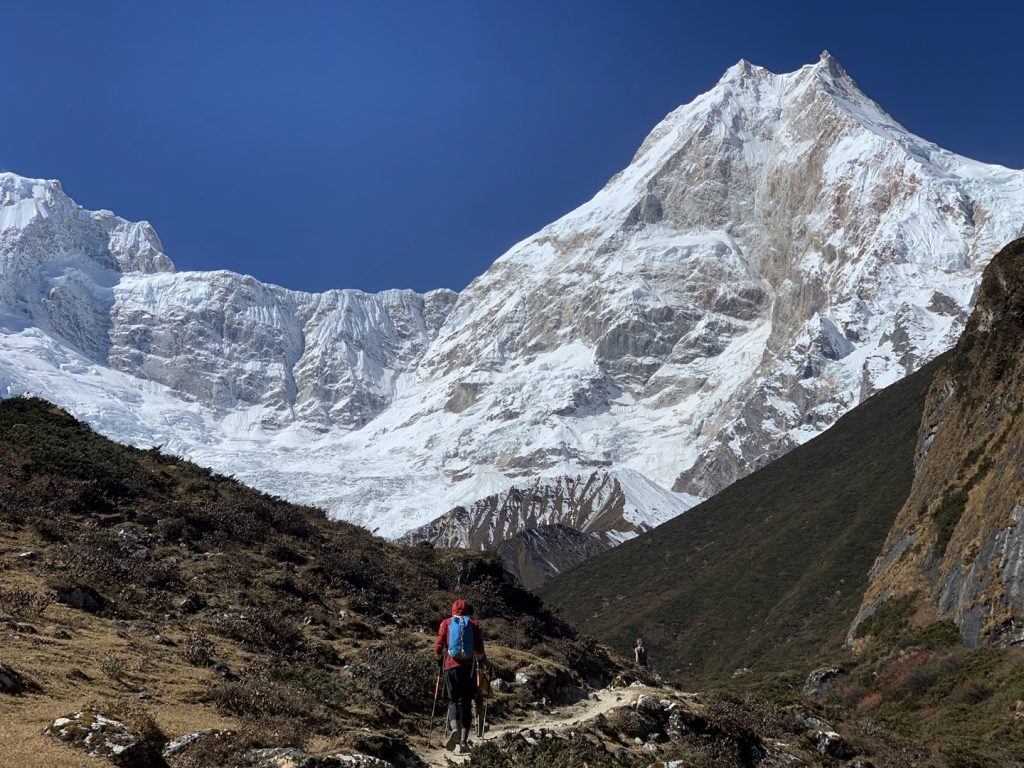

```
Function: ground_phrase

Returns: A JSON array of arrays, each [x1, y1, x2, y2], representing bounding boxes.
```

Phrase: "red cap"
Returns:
[[451, 599, 467, 616]]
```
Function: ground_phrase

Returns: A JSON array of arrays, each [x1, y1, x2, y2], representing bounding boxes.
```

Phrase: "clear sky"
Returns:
[[2, 1, 1020, 294]]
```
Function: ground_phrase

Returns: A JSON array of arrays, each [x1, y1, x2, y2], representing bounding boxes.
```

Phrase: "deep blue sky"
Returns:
[[2, 1, 1021, 293]]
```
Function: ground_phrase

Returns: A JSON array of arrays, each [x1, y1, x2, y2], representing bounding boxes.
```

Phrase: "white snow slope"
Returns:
[[2, 53, 1023, 538]]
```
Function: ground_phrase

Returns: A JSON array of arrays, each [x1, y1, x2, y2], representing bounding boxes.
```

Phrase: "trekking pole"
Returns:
[[429, 671, 441, 746]]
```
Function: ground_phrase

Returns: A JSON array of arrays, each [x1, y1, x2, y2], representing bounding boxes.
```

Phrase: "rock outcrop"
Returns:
[[854, 238, 1024, 647]]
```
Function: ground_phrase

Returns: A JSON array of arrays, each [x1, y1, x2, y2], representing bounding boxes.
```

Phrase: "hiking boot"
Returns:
[[453, 740, 471, 755], [459, 727, 471, 751], [444, 723, 460, 751]]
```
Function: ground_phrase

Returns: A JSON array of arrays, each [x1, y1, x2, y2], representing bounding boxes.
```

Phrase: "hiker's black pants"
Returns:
[[443, 665, 477, 730]]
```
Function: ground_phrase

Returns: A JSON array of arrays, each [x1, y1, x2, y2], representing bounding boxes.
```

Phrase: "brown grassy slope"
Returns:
[[540, 352, 941, 681], [0, 397, 616, 766], [855, 236, 1024, 646]]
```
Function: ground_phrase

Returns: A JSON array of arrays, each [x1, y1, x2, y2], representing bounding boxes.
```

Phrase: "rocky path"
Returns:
[[414, 685, 668, 767]]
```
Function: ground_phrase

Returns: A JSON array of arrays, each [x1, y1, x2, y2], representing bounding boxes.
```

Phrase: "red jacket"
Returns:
[[436, 600, 485, 671]]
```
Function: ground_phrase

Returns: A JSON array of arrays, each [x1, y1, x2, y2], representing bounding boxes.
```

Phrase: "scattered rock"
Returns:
[[492, 677, 511, 693], [138, 691, 152, 700], [0, 662, 29, 694], [55, 585, 106, 613], [45, 709, 166, 767], [53, 629, 72, 640], [18, 551, 39, 561], [732, 667, 753, 678], [245, 747, 392, 767], [803, 666, 846, 700]]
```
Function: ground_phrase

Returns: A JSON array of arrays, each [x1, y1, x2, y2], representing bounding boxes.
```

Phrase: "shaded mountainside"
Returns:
[[855, 237, 1024, 647], [0, 397, 616, 767], [541, 354, 943, 681]]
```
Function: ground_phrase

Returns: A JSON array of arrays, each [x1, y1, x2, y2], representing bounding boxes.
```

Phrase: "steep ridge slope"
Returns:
[[854, 237, 1024, 647], [0, 397, 615, 767], [2, 54, 1024, 538], [540, 354, 941, 679]]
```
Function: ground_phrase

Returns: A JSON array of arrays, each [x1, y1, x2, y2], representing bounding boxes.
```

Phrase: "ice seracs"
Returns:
[[1, 55, 1023, 543]]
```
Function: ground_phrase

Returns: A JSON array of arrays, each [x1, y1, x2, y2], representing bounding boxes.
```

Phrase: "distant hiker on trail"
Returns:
[[436, 598, 487, 753], [634, 638, 648, 669]]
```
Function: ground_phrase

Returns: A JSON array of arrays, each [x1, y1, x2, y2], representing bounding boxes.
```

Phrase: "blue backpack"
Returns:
[[448, 615, 475, 660]]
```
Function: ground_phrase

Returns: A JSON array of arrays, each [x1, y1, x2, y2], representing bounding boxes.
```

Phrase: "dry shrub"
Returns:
[[359, 640, 436, 712], [206, 673, 335, 744], [958, 678, 995, 706], [214, 604, 305, 656], [183, 634, 215, 667], [856, 692, 884, 712], [168, 730, 262, 768], [0, 587, 52, 618], [100, 656, 130, 683]]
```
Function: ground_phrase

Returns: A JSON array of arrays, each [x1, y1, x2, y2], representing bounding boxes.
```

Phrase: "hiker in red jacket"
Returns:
[[436, 599, 486, 752]]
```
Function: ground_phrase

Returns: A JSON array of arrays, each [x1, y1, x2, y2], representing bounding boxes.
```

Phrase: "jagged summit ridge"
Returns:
[[2, 56, 1023, 538]]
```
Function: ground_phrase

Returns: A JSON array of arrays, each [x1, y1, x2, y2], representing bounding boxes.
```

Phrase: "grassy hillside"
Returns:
[[541, 355, 943, 682], [0, 397, 616, 767]]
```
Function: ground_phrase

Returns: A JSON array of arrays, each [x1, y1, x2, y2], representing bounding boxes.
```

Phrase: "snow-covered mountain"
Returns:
[[2, 53, 1023, 539]]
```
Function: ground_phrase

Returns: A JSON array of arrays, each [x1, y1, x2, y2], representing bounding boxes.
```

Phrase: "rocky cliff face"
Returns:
[[854, 237, 1024, 647], [109, 271, 456, 429], [2, 53, 1023, 537]]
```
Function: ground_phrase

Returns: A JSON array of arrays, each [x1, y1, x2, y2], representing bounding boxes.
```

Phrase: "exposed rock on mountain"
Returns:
[[401, 470, 696, 587], [2, 53, 1024, 537], [854, 237, 1024, 647]]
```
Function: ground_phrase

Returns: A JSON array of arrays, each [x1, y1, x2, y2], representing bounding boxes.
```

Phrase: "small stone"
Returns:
[[53, 629, 72, 640], [137, 691, 151, 700], [210, 663, 235, 680], [18, 551, 38, 561]]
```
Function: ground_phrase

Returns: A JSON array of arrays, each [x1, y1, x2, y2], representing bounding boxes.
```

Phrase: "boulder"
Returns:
[[803, 666, 846, 700], [0, 662, 28, 694], [492, 677, 511, 693], [811, 729, 855, 760], [55, 585, 106, 613], [45, 709, 166, 767]]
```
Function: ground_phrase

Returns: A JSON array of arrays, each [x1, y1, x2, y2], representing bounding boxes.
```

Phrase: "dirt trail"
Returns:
[[415, 685, 667, 767]]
